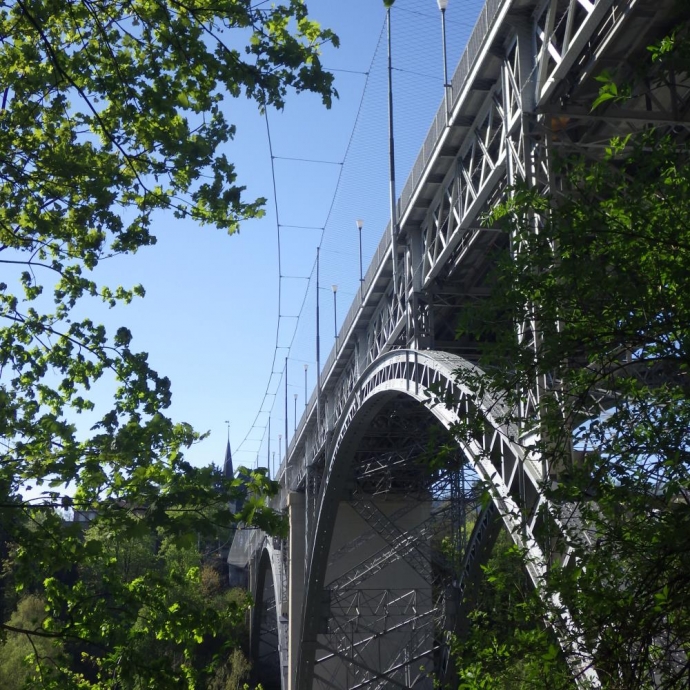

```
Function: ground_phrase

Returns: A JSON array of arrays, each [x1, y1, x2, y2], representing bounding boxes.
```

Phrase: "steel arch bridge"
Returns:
[[297, 350, 591, 689], [228, 0, 690, 687]]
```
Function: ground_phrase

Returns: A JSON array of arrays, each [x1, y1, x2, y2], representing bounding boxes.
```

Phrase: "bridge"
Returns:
[[228, 0, 689, 687]]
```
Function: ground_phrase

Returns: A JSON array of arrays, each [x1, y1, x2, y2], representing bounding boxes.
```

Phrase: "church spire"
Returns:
[[223, 420, 234, 478], [223, 438, 234, 479]]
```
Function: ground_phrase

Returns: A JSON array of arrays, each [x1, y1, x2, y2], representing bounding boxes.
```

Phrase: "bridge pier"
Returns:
[[288, 492, 306, 690]]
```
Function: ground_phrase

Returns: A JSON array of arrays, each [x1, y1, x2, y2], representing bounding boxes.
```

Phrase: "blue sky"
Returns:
[[90, 0, 486, 473]]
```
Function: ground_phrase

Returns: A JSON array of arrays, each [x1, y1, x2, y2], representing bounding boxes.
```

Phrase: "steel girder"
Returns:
[[234, 2, 690, 689], [297, 349, 599, 689]]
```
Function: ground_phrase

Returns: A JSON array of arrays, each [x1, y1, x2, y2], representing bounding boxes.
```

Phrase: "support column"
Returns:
[[288, 491, 306, 690]]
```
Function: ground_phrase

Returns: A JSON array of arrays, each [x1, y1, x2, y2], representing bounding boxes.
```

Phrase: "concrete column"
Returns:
[[287, 491, 306, 690]]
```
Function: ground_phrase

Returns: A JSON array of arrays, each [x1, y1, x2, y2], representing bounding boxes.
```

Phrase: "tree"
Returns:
[[452, 531, 573, 690], [67, 522, 254, 688], [0, 0, 337, 686], [0, 594, 64, 689], [451, 25, 690, 689]]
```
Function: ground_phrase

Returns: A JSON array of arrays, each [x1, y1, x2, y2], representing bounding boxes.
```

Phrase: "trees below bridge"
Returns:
[[0, 504, 257, 689], [451, 19, 690, 690], [0, 0, 334, 687]]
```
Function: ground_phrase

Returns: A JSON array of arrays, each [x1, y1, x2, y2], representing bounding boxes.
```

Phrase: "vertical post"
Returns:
[[268, 416, 271, 479], [287, 492, 306, 690], [272, 451, 275, 480], [304, 363, 308, 409], [316, 247, 321, 430], [294, 393, 298, 433], [284, 357, 289, 460], [438, 0, 450, 123], [387, 7, 399, 290], [332, 284, 338, 353], [356, 219, 364, 300], [278, 434, 282, 464]]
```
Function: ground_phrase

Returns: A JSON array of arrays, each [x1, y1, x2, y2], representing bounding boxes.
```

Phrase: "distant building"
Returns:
[[223, 438, 234, 479], [71, 508, 99, 525], [224, 437, 250, 588]]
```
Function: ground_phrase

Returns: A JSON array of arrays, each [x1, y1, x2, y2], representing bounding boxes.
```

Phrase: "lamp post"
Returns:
[[278, 434, 282, 463], [438, 0, 450, 123], [294, 393, 298, 433], [316, 247, 321, 430], [332, 284, 338, 352], [356, 219, 364, 299], [386, 3, 398, 290], [304, 363, 308, 408]]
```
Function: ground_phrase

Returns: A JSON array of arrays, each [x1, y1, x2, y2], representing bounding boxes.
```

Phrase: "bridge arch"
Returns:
[[251, 543, 287, 690], [297, 349, 595, 688]]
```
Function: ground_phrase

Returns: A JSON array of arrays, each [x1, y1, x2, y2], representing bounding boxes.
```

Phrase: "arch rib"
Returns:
[[254, 541, 289, 690], [297, 349, 599, 689]]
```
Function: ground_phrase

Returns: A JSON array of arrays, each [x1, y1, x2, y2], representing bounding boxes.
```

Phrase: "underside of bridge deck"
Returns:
[[311, 396, 484, 690]]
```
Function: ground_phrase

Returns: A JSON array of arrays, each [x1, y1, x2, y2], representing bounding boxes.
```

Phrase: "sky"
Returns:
[[85, 0, 487, 474]]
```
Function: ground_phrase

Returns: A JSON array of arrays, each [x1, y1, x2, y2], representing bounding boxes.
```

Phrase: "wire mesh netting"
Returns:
[[236, 0, 489, 472]]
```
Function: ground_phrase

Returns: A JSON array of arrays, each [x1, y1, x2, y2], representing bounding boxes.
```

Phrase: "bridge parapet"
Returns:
[[232, 0, 690, 686], [235, 0, 688, 539]]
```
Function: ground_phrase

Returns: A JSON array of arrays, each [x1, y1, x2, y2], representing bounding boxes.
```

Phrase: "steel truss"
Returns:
[[298, 350, 599, 689], [235, 1, 690, 688]]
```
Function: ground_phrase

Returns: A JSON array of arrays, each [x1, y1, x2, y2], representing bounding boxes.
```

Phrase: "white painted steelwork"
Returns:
[[231, 0, 690, 686]]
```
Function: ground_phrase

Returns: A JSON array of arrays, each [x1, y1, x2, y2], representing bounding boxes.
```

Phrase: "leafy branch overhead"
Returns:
[[0, 0, 336, 687], [0, 0, 337, 499]]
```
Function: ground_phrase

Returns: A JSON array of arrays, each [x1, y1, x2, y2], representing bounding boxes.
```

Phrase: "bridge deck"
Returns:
[[236, 0, 690, 686]]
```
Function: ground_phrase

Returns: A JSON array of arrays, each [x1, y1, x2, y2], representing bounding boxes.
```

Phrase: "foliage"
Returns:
[[207, 648, 253, 690], [451, 25, 690, 690], [75, 524, 254, 688], [0, 0, 336, 686], [0, 594, 64, 689], [1, 514, 258, 688], [452, 533, 572, 690]]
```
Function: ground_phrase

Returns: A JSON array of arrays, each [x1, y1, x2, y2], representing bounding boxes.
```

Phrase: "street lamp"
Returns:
[[278, 434, 282, 463], [356, 219, 364, 299], [332, 285, 338, 352], [386, 1, 398, 292], [294, 393, 298, 433], [438, 0, 450, 123], [304, 363, 308, 408]]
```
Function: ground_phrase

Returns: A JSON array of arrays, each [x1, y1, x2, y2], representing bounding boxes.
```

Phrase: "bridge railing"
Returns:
[[281, 0, 512, 483], [279, 213, 396, 484], [235, 0, 513, 567], [320, 0, 511, 390], [400, 0, 506, 218]]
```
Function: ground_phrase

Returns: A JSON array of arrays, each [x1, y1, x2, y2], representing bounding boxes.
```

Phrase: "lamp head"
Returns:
[[437, 0, 448, 9], [332, 284, 338, 293], [356, 218, 364, 230]]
